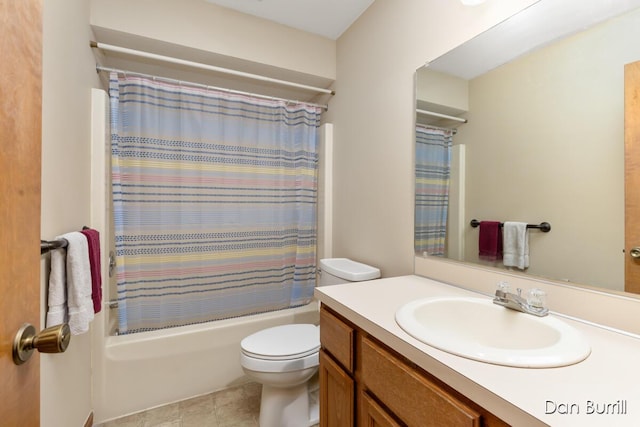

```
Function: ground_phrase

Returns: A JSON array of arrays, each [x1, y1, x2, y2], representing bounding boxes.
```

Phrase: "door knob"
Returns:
[[12, 323, 71, 365], [630, 247, 640, 259]]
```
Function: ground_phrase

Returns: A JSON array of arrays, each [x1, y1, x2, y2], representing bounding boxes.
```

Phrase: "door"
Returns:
[[625, 60, 640, 293], [0, 1, 43, 426]]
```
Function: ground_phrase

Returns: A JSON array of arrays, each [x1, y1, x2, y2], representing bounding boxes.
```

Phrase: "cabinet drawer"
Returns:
[[361, 336, 481, 427], [320, 306, 354, 373]]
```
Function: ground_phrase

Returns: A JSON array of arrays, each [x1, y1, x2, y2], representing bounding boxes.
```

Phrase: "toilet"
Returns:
[[240, 258, 380, 427]]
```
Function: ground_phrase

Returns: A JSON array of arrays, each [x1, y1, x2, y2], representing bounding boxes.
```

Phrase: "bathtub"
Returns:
[[92, 303, 319, 423], [89, 89, 331, 423]]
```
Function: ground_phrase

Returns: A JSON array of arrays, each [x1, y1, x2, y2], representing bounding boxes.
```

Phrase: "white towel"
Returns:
[[503, 222, 529, 270], [46, 246, 68, 328], [45, 232, 94, 335]]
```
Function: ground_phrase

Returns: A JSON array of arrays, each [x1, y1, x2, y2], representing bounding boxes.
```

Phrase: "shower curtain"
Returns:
[[110, 72, 321, 334], [415, 125, 452, 256]]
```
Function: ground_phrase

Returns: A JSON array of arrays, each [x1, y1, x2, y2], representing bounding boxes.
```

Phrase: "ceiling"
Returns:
[[204, 0, 375, 40]]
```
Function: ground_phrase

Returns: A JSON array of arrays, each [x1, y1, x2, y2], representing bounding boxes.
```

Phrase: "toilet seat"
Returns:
[[241, 350, 319, 372], [241, 324, 320, 360], [240, 324, 320, 372]]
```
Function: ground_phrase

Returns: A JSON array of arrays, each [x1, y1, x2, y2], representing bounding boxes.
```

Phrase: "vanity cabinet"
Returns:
[[319, 304, 510, 427], [319, 305, 356, 427]]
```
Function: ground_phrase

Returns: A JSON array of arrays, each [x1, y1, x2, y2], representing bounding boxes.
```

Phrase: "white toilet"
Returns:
[[240, 258, 380, 427]]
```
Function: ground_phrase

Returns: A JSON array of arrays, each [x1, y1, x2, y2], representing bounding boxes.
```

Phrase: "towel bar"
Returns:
[[40, 239, 68, 255], [470, 219, 551, 232], [40, 226, 92, 254]]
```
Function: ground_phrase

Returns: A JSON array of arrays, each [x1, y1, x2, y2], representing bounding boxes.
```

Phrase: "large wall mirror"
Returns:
[[415, 0, 640, 295]]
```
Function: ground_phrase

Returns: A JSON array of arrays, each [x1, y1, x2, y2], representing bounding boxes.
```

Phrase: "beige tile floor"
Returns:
[[97, 382, 260, 427], [97, 382, 319, 427]]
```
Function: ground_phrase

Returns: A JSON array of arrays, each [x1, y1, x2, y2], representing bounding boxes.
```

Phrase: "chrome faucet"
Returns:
[[492, 282, 549, 317]]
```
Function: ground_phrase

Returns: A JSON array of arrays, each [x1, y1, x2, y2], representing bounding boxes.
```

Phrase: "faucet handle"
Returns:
[[526, 288, 547, 310], [496, 281, 510, 293]]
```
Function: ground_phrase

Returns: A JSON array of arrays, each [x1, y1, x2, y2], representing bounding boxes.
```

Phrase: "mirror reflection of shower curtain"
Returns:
[[415, 125, 453, 256], [109, 72, 321, 334]]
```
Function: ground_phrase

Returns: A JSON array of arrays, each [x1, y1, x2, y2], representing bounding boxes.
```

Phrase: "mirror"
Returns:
[[415, 0, 640, 294]]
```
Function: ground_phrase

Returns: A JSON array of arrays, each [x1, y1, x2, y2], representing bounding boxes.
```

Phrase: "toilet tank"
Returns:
[[318, 258, 381, 286]]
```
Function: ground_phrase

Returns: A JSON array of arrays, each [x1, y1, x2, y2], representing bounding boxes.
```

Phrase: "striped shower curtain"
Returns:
[[415, 125, 452, 256], [110, 72, 321, 334]]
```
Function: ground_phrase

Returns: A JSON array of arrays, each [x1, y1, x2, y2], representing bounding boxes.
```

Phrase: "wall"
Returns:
[[42, 1, 338, 425], [41, 1, 102, 426], [457, 8, 640, 291], [328, 0, 538, 277], [89, 0, 336, 86], [417, 69, 469, 114], [39, 0, 550, 422]]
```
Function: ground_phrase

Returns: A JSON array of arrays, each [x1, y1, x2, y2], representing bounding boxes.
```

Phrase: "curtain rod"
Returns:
[[96, 66, 329, 111], [416, 108, 467, 123], [90, 41, 335, 96], [416, 123, 457, 135]]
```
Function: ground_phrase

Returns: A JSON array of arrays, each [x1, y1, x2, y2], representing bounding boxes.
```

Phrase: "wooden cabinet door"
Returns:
[[361, 337, 480, 427], [319, 349, 354, 427], [360, 391, 402, 427]]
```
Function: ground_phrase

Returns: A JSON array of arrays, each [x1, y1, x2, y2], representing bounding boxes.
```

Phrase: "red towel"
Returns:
[[81, 228, 102, 314], [478, 221, 503, 261]]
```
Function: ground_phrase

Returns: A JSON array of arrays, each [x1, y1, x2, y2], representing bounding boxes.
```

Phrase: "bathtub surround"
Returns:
[[92, 301, 319, 422], [90, 88, 339, 422]]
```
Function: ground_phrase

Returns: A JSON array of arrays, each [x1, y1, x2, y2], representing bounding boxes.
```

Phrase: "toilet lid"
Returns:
[[241, 324, 320, 360]]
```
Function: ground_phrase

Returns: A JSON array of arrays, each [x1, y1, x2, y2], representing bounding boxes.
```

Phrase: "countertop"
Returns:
[[314, 275, 640, 427]]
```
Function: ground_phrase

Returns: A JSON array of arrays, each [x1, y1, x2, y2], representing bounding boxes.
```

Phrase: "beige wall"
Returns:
[[42, 1, 337, 425], [417, 69, 469, 114], [329, 0, 538, 277], [455, 8, 640, 291], [39, 0, 541, 423], [89, 0, 336, 82], [41, 1, 101, 427]]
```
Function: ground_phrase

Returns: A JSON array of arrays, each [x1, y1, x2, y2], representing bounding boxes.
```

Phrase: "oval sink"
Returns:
[[395, 297, 591, 368]]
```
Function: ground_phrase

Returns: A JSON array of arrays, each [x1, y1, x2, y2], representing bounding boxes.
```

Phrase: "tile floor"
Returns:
[[96, 382, 319, 427]]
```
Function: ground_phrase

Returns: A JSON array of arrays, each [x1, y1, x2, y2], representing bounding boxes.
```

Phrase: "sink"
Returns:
[[395, 297, 591, 368]]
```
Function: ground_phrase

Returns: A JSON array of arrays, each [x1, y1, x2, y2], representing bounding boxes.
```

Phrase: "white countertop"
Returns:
[[314, 275, 640, 427]]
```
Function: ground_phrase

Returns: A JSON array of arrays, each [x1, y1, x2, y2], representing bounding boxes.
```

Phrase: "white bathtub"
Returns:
[[92, 303, 319, 423], [89, 88, 331, 424]]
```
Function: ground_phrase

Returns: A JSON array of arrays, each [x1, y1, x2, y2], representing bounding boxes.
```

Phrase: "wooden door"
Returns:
[[0, 1, 43, 426], [625, 61, 640, 293]]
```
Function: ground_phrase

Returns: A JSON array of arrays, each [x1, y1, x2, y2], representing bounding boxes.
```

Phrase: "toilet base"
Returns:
[[257, 372, 319, 427], [308, 374, 319, 425], [258, 383, 314, 427]]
